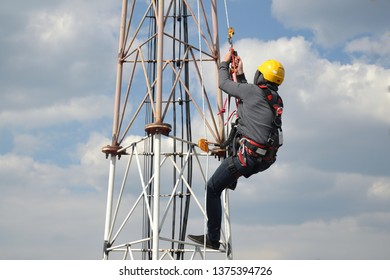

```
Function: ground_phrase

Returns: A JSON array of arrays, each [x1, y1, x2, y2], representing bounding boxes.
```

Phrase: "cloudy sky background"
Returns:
[[1, 0, 390, 259]]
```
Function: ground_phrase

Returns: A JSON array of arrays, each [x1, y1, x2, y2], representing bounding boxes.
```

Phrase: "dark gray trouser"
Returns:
[[206, 154, 273, 241]]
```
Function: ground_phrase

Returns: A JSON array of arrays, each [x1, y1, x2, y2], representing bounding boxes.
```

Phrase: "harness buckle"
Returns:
[[255, 147, 267, 156]]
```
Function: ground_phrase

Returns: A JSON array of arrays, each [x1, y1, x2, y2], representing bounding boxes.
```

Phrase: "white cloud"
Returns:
[[369, 180, 390, 200], [346, 32, 390, 57], [233, 212, 390, 259], [0, 0, 119, 112], [271, 0, 390, 47], [0, 131, 112, 259], [0, 94, 112, 129], [345, 32, 390, 67], [29, 11, 75, 44]]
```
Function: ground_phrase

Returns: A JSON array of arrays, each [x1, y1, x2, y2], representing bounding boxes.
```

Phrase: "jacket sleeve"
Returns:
[[236, 73, 247, 84], [218, 61, 249, 100]]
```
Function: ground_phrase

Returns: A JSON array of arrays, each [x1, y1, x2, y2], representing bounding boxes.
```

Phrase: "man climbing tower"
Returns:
[[188, 50, 285, 250]]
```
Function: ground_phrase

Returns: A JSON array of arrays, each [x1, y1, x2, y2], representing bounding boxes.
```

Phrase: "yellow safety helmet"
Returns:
[[257, 60, 285, 85]]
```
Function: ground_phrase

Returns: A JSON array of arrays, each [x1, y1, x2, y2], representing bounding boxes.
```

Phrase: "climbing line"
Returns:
[[223, 0, 231, 32]]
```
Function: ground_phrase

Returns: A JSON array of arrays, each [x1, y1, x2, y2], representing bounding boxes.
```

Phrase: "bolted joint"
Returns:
[[145, 122, 172, 136], [101, 145, 127, 159], [103, 240, 111, 257]]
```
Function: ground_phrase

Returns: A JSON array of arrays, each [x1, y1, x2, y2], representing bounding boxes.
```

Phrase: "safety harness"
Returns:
[[226, 84, 284, 168]]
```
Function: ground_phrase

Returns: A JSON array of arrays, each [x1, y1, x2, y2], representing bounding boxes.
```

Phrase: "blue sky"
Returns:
[[1, 0, 390, 260]]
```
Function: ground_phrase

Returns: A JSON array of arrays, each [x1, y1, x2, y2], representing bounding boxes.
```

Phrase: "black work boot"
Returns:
[[187, 234, 220, 250]]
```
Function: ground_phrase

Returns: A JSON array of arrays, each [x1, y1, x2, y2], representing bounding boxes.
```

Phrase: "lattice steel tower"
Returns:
[[102, 0, 232, 260]]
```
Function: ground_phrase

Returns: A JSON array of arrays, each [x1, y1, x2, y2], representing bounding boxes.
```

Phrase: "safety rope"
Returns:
[[218, 0, 239, 125], [223, 0, 230, 31]]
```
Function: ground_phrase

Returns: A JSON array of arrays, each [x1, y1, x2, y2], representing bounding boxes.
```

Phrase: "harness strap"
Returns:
[[236, 135, 279, 167], [240, 137, 268, 157], [258, 85, 283, 128]]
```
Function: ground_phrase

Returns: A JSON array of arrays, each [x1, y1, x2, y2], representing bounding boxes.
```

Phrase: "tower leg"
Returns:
[[152, 133, 161, 260], [103, 155, 116, 259], [223, 189, 233, 259]]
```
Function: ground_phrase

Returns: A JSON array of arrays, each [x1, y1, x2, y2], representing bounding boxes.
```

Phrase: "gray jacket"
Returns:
[[218, 61, 278, 145]]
